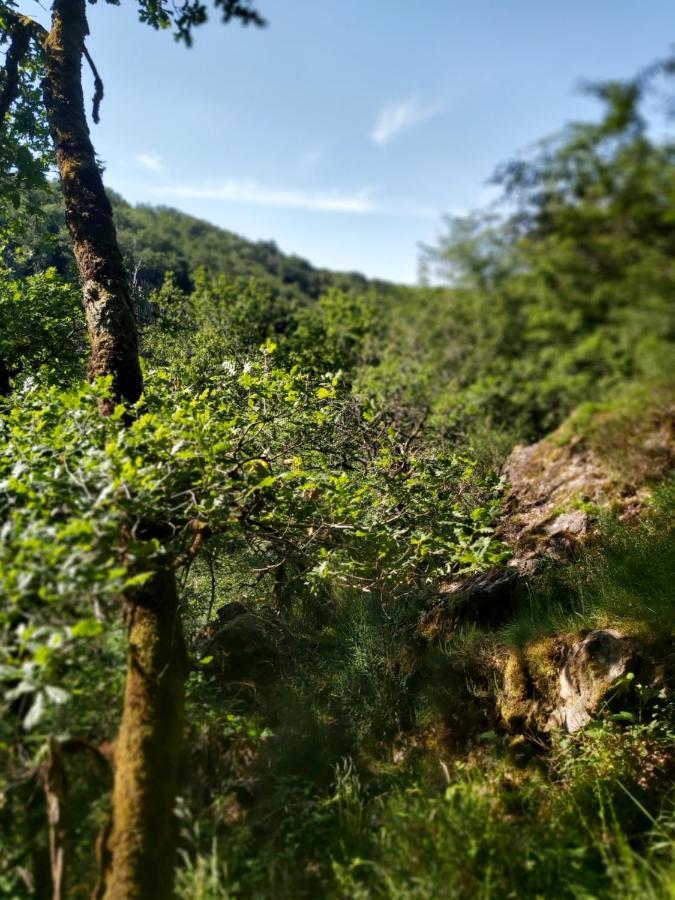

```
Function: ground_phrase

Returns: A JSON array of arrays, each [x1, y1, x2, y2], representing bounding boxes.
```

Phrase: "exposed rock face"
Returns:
[[421, 434, 615, 638], [424, 405, 671, 635], [499, 629, 632, 734], [501, 435, 612, 574], [422, 393, 672, 734], [549, 629, 631, 732], [433, 430, 644, 734], [419, 568, 521, 638], [501, 387, 674, 573]]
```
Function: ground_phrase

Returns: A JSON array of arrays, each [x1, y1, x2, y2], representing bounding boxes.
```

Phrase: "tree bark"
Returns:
[[42, 0, 142, 411], [0, 21, 31, 398], [40, 737, 69, 900], [0, 354, 10, 395], [40, 7, 187, 897], [102, 567, 187, 900]]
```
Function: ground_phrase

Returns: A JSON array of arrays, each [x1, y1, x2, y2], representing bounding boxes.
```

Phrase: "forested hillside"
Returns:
[[0, 6, 673, 898], [7, 185, 381, 301]]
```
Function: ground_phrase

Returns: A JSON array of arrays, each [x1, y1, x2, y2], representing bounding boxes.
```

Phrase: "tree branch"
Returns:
[[0, 6, 49, 134], [0, 22, 29, 130], [82, 44, 103, 123], [0, 10, 48, 44]]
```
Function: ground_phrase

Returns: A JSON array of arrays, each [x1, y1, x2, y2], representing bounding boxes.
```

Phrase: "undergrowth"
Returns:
[[174, 505, 675, 899], [500, 511, 675, 649]]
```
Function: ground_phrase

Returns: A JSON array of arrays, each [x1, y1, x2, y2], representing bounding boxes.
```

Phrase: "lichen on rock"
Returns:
[[498, 629, 633, 735], [500, 434, 613, 573], [548, 629, 631, 733]]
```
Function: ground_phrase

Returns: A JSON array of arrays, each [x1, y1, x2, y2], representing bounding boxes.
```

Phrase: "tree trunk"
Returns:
[[42, 0, 142, 411], [0, 22, 30, 129], [40, 6, 188, 896], [0, 354, 10, 395], [102, 568, 187, 900]]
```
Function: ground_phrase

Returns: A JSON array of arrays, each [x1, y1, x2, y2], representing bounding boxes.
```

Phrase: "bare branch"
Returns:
[[82, 44, 103, 123]]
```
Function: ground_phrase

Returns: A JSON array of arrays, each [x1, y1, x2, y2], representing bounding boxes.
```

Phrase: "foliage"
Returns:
[[0, 350, 504, 722], [135, 0, 265, 46], [414, 64, 675, 442], [0, 38, 674, 899], [168, 513, 675, 899], [8, 59, 672, 454], [0, 266, 85, 386], [0, 7, 52, 216]]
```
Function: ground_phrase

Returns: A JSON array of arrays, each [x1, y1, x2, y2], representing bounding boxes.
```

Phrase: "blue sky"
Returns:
[[41, 1, 675, 281]]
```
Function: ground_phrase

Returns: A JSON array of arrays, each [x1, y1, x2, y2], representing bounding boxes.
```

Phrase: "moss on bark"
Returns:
[[102, 567, 187, 900], [42, 0, 142, 410]]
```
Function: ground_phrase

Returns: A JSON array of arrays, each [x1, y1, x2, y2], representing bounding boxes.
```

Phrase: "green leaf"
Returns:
[[123, 571, 154, 590], [71, 618, 105, 638]]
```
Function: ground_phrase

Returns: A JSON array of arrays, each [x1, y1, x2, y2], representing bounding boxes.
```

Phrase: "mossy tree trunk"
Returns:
[[42, 0, 142, 411], [40, 4, 188, 897], [102, 569, 188, 900]]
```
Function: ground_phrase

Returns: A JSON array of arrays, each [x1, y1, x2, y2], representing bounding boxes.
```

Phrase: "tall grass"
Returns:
[[499, 506, 675, 649], [175, 507, 675, 899]]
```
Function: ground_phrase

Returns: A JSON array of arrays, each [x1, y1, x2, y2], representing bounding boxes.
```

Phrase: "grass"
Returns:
[[556, 377, 674, 486], [175, 725, 675, 899], [6, 459, 668, 899], [499, 504, 675, 649], [173, 501, 675, 899]]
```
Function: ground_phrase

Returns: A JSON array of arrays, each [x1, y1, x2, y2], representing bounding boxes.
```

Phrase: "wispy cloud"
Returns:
[[135, 152, 163, 173], [371, 96, 443, 146], [148, 179, 376, 214]]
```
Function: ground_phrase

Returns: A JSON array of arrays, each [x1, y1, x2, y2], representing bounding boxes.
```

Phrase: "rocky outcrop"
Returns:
[[424, 392, 674, 637], [500, 435, 612, 575], [419, 568, 521, 638], [549, 629, 631, 732], [499, 629, 633, 734], [421, 390, 673, 734], [501, 385, 673, 573], [420, 434, 614, 637]]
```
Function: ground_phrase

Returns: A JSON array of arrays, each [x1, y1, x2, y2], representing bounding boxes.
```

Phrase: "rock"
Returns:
[[421, 395, 671, 675], [548, 629, 631, 733], [214, 601, 248, 627], [500, 436, 611, 573], [425, 428, 620, 637], [499, 650, 535, 731], [498, 629, 632, 734], [420, 568, 521, 639], [501, 390, 674, 572]]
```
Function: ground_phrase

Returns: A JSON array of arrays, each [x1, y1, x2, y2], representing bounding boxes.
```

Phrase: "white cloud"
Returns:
[[371, 96, 443, 146], [148, 179, 376, 214], [135, 152, 163, 173]]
